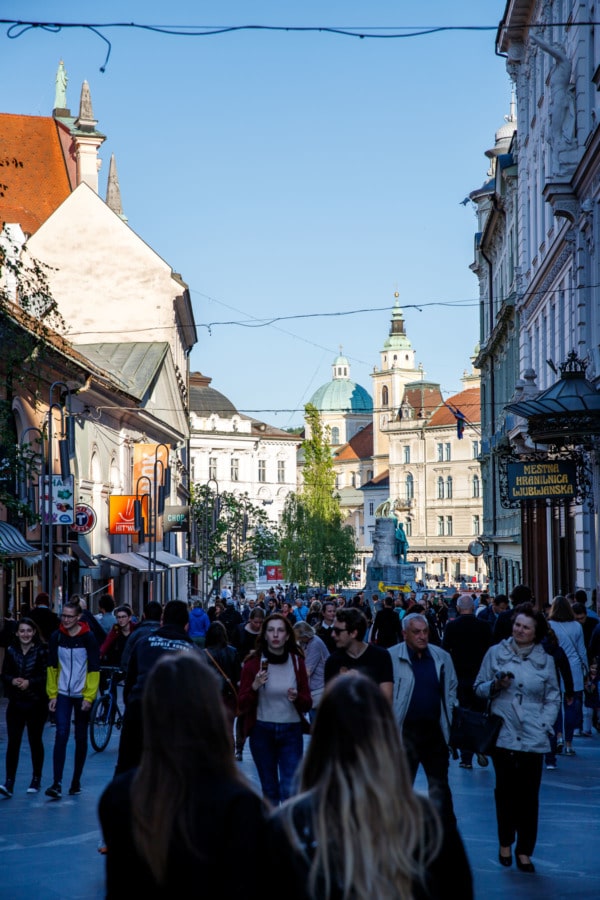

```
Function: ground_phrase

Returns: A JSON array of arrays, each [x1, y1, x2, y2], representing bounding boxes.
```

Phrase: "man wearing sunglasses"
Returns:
[[45, 601, 100, 800], [324, 607, 393, 701]]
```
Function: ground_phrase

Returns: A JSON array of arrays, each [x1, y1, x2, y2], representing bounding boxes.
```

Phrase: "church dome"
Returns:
[[189, 372, 238, 417], [309, 349, 373, 413]]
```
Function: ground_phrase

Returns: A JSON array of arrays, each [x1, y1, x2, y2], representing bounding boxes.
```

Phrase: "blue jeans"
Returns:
[[52, 694, 90, 785], [249, 720, 304, 805], [563, 692, 583, 742]]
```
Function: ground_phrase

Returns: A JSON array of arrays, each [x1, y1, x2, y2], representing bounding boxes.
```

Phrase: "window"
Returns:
[[473, 515, 480, 534], [406, 473, 414, 501], [446, 476, 453, 499], [472, 441, 480, 459], [277, 460, 285, 483], [230, 458, 239, 481], [191, 457, 196, 483], [446, 516, 453, 536], [405, 518, 412, 537], [437, 443, 444, 461], [209, 457, 217, 481], [437, 476, 444, 499], [368, 501, 374, 516], [331, 426, 340, 445], [258, 460, 266, 483], [438, 516, 444, 536], [403, 445, 410, 464], [445, 443, 451, 461], [473, 474, 480, 498], [382, 385, 389, 407]]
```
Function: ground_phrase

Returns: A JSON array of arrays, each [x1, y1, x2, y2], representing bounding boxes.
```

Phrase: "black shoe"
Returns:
[[0, 780, 14, 798], [235, 751, 243, 761], [45, 782, 62, 800], [27, 777, 41, 794], [516, 856, 535, 873], [498, 849, 512, 867], [459, 761, 473, 769], [68, 781, 81, 795], [476, 753, 489, 767]]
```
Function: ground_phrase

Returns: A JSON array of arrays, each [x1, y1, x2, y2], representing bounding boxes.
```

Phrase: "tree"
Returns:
[[0, 227, 66, 523], [279, 404, 356, 588], [190, 485, 279, 595]]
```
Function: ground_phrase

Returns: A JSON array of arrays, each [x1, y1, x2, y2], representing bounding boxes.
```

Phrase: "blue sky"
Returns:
[[1, 2, 509, 429]]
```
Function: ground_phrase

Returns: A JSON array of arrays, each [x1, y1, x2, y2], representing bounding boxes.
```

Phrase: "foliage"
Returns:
[[279, 404, 356, 587], [0, 228, 66, 522], [190, 484, 279, 589]]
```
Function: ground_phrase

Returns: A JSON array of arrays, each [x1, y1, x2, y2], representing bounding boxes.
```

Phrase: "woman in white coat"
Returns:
[[475, 603, 560, 874], [548, 594, 588, 754]]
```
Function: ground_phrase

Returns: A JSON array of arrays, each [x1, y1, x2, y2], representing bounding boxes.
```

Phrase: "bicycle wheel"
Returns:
[[90, 694, 113, 752]]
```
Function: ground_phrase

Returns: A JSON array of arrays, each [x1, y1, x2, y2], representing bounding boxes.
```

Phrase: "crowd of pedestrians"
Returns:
[[1, 580, 600, 897]]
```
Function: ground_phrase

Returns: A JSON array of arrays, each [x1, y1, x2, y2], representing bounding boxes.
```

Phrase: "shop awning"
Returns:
[[100, 552, 163, 572], [137, 550, 193, 568], [69, 544, 96, 568], [0, 522, 39, 557]]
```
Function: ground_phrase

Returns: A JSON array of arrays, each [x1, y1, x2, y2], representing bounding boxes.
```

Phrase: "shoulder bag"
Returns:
[[448, 698, 503, 757], [205, 650, 240, 717]]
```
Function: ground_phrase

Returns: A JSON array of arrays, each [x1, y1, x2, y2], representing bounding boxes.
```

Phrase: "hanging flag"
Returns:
[[455, 409, 466, 439]]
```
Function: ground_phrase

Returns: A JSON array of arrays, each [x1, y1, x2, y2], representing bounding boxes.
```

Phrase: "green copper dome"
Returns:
[[309, 349, 373, 413]]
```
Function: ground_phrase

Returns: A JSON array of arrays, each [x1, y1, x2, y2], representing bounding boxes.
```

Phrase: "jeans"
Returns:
[[4, 700, 48, 781], [52, 694, 90, 785], [249, 720, 304, 805], [563, 692, 583, 742]]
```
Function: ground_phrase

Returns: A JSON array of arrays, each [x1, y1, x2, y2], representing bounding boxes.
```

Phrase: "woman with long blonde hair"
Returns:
[[266, 672, 472, 899]]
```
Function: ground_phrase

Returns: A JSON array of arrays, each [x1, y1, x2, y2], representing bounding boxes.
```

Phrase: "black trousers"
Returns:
[[114, 699, 143, 775], [402, 719, 456, 826], [492, 747, 543, 856]]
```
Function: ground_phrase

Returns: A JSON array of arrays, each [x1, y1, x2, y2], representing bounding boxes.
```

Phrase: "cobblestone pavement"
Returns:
[[0, 697, 599, 899]]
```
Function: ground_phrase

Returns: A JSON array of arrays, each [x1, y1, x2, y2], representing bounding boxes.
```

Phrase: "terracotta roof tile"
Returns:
[[0, 113, 71, 235], [334, 423, 373, 461], [427, 386, 480, 427]]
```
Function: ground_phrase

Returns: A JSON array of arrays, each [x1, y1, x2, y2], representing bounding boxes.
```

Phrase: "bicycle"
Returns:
[[89, 666, 125, 752]]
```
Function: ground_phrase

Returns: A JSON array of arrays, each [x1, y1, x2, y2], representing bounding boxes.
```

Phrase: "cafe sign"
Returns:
[[506, 461, 577, 502]]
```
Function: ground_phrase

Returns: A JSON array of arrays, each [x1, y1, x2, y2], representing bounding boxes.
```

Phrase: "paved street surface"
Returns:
[[1, 696, 599, 899]]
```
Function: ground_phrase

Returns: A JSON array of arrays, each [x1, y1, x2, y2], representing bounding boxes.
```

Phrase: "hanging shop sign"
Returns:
[[109, 495, 138, 535], [506, 460, 577, 502], [163, 505, 190, 533], [41, 475, 75, 525], [71, 503, 97, 534]]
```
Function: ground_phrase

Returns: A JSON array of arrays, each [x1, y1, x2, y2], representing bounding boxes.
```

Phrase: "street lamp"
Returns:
[[43, 382, 74, 597], [196, 479, 219, 605]]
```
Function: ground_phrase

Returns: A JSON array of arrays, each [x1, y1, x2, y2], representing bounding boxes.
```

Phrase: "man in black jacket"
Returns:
[[442, 594, 492, 768], [115, 600, 200, 774]]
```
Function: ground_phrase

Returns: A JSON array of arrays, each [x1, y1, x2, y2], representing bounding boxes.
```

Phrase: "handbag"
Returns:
[[205, 650, 240, 716], [448, 700, 503, 756]]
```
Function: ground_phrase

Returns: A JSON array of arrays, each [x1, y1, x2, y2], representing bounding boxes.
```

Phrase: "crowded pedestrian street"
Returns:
[[0, 694, 598, 899]]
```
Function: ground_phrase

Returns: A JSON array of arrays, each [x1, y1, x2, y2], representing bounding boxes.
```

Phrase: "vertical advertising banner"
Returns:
[[41, 475, 75, 525], [133, 444, 169, 541]]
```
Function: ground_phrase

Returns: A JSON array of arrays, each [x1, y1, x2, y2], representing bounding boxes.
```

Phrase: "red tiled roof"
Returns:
[[403, 383, 444, 417], [0, 113, 71, 235], [335, 423, 373, 461], [427, 386, 480, 428]]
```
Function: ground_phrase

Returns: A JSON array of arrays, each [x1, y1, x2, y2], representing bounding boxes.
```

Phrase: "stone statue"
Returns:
[[371, 517, 398, 567], [530, 31, 576, 170], [395, 521, 409, 563]]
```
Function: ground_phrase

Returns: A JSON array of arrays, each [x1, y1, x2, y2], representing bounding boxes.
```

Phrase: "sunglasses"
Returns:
[[332, 626, 347, 635]]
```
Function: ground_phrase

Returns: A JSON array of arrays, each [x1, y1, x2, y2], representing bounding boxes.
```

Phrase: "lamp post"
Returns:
[[196, 479, 219, 606], [43, 382, 73, 598], [133, 444, 170, 603]]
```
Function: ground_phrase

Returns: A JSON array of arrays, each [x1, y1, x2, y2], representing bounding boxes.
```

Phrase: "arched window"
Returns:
[[437, 476, 444, 499], [446, 476, 453, 499], [473, 474, 480, 498], [331, 426, 340, 445], [382, 385, 389, 407], [406, 473, 414, 501]]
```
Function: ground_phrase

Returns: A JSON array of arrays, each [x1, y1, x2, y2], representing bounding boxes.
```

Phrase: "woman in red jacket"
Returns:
[[238, 613, 311, 806]]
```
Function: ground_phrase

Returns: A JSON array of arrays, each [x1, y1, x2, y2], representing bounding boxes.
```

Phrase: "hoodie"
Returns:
[[46, 621, 100, 703]]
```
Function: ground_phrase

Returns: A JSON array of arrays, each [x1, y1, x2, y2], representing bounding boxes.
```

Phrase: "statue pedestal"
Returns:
[[365, 563, 417, 600]]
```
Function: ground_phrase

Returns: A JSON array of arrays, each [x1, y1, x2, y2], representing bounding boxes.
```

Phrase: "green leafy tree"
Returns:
[[0, 229, 66, 523], [279, 404, 356, 588], [191, 485, 279, 592]]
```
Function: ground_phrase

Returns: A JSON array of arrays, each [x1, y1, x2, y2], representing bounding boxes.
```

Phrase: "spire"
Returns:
[[53, 60, 70, 116], [106, 154, 127, 222], [75, 81, 97, 132]]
